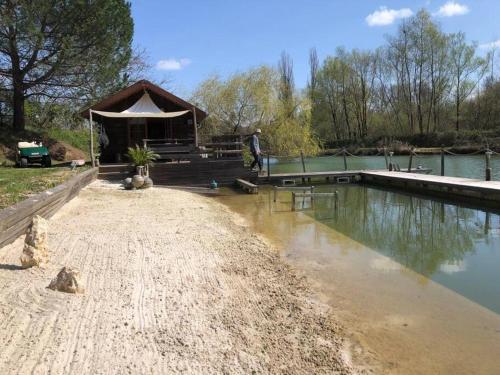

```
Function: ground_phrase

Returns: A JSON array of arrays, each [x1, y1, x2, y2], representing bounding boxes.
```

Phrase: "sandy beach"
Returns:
[[0, 182, 354, 374]]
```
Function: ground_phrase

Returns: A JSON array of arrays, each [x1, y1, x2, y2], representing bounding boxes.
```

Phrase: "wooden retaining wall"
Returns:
[[0, 167, 98, 249]]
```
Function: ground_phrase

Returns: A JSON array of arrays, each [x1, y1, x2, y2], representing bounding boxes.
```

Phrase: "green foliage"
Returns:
[[0, 0, 134, 129], [192, 64, 319, 156], [127, 145, 159, 167]]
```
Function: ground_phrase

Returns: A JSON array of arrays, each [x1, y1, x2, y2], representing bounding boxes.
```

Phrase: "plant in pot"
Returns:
[[126, 145, 159, 189]]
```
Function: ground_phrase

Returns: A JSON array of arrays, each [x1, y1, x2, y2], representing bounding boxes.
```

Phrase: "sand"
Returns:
[[0, 181, 354, 375]]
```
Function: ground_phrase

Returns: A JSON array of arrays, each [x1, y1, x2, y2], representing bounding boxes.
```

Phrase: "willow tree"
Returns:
[[0, 0, 133, 130]]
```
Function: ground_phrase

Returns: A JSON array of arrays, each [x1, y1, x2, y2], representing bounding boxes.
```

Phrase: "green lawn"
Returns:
[[0, 166, 88, 210]]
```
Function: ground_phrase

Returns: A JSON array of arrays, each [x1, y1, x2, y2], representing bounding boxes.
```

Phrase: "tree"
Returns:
[[0, 0, 133, 130], [449, 32, 488, 131], [191, 66, 276, 136]]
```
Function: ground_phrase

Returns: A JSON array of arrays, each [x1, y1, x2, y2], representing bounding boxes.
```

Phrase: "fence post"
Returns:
[[389, 152, 394, 171], [383, 146, 389, 169], [441, 146, 445, 176], [292, 192, 296, 211], [343, 148, 347, 171], [485, 149, 492, 181], [300, 150, 306, 173], [407, 148, 414, 172], [267, 153, 270, 181]]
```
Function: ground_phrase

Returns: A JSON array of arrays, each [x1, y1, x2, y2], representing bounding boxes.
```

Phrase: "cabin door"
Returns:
[[147, 119, 166, 140], [128, 118, 146, 148]]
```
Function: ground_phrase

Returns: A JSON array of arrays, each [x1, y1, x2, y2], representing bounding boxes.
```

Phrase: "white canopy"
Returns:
[[91, 92, 190, 118]]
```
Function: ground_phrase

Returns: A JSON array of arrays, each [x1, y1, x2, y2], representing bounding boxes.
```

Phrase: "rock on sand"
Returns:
[[20, 215, 49, 268], [47, 267, 84, 294]]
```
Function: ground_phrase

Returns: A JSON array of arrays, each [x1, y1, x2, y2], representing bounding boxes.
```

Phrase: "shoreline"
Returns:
[[320, 145, 496, 156], [0, 182, 357, 374]]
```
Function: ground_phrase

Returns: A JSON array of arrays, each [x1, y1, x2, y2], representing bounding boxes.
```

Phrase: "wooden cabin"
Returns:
[[82, 80, 256, 186], [82, 79, 207, 164]]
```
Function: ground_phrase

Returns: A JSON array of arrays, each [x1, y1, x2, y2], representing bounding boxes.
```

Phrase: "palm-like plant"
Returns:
[[127, 145, 159, 167]]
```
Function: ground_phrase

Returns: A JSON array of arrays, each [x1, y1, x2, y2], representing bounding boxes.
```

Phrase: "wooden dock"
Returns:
[[257, 168, 500, 209], [258, 168, 430, 184], [361, 171, 500, 208], [235, 179, 259, 194]]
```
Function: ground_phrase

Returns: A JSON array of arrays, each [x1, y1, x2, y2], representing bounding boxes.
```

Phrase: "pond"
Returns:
[[267, 154, 500, 180], [216, 184, 500, 374]]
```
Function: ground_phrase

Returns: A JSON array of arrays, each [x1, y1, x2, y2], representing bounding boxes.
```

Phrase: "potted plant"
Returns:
[[127, 145, 159, 177]]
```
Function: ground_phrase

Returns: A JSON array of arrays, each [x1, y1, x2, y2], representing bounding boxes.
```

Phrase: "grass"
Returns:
[[0, 125, 94, 163], [45, 127, 92, 156], [0, 165, 89, 210]]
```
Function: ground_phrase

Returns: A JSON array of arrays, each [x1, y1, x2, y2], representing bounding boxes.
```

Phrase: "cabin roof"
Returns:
[[80, 79, 207, 121]]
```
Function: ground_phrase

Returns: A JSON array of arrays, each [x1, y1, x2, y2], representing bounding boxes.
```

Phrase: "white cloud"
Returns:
[[366, 6, 413, 26], [439, 260, 467, 274], [434, 1, 469, 17], [480, 40, 500, 50], [156, 58, 192, 71]]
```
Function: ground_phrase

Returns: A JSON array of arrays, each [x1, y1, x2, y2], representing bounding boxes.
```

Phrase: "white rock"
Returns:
[[20, 215, 49, 268]]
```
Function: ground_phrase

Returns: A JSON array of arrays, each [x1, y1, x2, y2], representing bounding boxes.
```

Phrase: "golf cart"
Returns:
[[16, 141, 52, 168]]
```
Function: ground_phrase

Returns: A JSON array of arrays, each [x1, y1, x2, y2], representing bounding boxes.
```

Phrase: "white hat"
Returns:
[[255, 128, 262, 133]]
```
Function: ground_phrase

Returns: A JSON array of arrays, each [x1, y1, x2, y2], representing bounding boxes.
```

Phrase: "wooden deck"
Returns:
[[258, 168, 431, 184], [361, 171, 500, 208], [258, 168, 500, 208], [98, 159, 257, 187]]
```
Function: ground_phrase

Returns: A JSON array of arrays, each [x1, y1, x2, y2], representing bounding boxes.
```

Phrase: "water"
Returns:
[[311, 185, 500, 314], [216, 184, 500, 373], [267, 154, 500, 180]]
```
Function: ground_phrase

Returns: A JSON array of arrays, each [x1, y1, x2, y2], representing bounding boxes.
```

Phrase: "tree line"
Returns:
[[193, 9, 500, 153], [1, 4, 499, 155]]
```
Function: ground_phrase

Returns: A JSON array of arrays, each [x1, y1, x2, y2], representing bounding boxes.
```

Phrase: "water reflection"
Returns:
[[308, 185, 500, 313]]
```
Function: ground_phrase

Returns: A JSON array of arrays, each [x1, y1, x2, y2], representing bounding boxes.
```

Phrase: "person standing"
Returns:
[[250, 128, 262, 172]]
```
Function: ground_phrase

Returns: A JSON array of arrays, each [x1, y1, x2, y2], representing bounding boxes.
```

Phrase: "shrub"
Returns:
[[127, 145, 159, 166]]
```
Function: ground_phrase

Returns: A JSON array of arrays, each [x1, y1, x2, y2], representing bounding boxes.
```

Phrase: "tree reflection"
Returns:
[[312, 186, 497, 277]]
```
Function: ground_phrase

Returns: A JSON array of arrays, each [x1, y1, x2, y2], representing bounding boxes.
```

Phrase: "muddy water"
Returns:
[[216, 186, 500, 374]]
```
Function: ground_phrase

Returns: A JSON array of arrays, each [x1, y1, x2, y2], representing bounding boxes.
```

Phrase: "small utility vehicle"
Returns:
[[16, 141, 51, 167]]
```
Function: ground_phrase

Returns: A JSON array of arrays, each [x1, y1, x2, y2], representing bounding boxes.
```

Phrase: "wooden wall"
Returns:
[[0, 168, 98, 249], [149, 160, 256, 186]]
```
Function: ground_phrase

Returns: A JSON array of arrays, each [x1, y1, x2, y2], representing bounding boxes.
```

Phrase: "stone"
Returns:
[[131, 174, 144, 189], [48, 267, 84, 294], [123, 177, 133, 190], [143, 176, 153, 189], [20, 215, 49, 268]]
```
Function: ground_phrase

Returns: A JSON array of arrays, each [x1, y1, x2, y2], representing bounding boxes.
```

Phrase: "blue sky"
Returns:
[[130, 0, 500, 96]]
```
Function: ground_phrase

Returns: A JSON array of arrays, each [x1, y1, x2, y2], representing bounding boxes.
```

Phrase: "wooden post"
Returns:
[[292, 192, 296, 211], [407, 148, 413, 172], [383, 146, 388, 169], [89, 110, 95, 167], [192, 107, 198, 147], [267, 153, 270, 181], [300, 150, 306, 172], [273, 186, 277, 202], [343, 148, 347, 171], [485, 150, 492, 181], [441, 147, 445, 176]]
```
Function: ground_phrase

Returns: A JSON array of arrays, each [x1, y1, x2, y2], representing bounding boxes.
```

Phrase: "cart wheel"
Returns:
[[20, 158, 28, 168], [43, 156, 52, 168]]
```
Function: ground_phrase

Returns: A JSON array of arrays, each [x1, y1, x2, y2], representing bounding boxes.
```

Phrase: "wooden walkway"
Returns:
[[258, 168, 430, 184], [361, 171, 500, 208], [257, 168, 500, 208]]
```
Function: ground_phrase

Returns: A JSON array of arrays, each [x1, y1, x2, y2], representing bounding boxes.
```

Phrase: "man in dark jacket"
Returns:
[[250, 128, 262, 172]]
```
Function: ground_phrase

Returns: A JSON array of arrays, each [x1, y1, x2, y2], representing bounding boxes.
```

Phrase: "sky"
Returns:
[[130, 0, 500, 97]]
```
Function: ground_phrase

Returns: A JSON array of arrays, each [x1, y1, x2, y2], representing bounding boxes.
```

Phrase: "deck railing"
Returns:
[[143, 137, 244, 162]]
